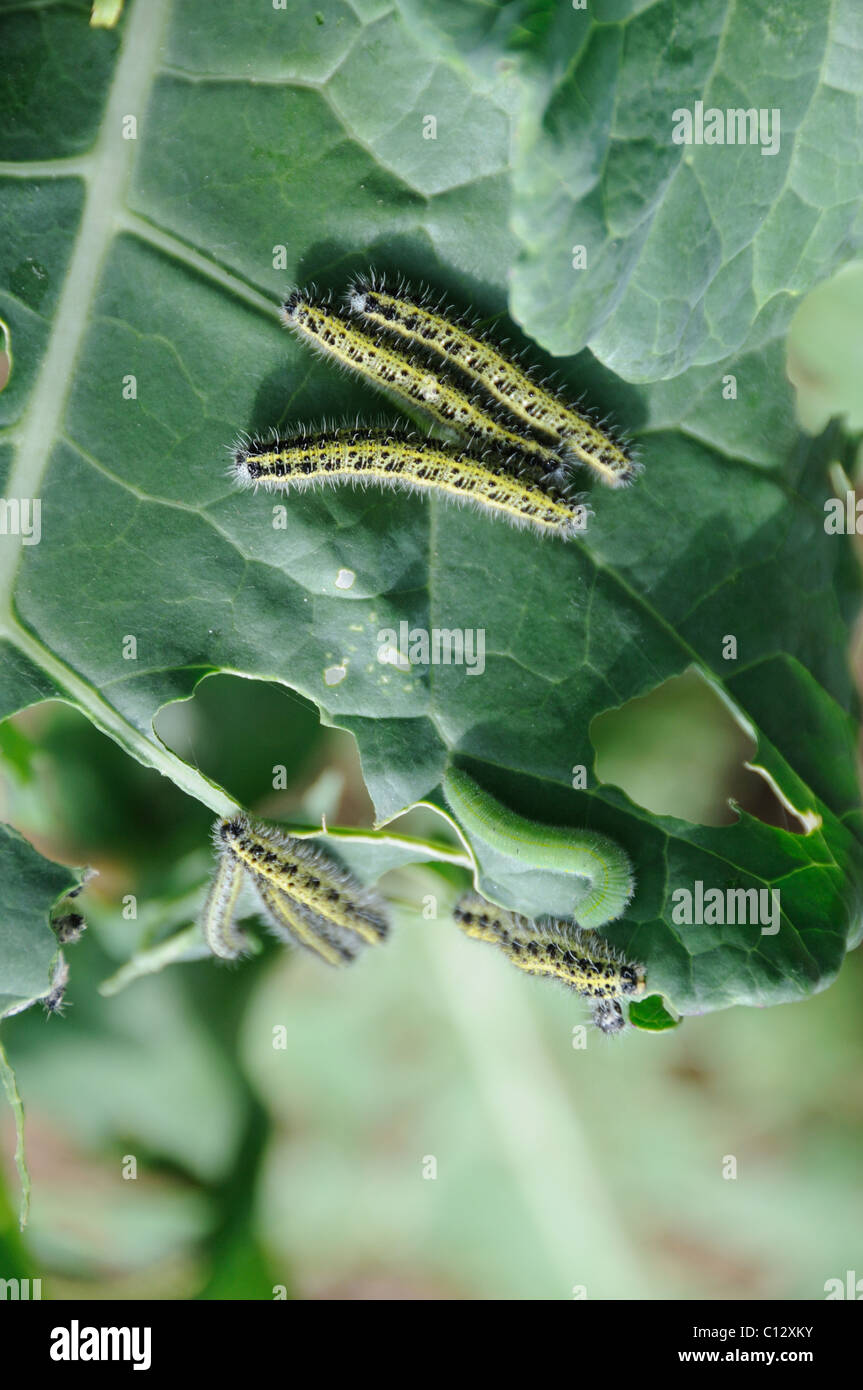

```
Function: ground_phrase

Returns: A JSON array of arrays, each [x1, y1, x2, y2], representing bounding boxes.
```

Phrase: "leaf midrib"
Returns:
[[0, 0, 171, 611], [0, 0, 240, 817]]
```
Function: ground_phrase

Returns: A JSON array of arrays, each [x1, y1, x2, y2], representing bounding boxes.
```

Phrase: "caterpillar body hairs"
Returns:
[[443, 768, 635, 928], [217, 814, 390, 948], [232, 427, 590, 541], [346, 275, 639, 489], [280, 289, 564, 473], [452, 891, 644, 1025]]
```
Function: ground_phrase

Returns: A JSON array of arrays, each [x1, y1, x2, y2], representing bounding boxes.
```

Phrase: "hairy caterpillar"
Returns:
[[443, 768, 634, 928], [253, 880, 360, 967], [452, 891, 644, 1006], [280, 290, 563, 472], [346, 275, 638, 488], [216, 815, 390, 951], [232, 428, 590, 540], [199, 843, 248, 961]]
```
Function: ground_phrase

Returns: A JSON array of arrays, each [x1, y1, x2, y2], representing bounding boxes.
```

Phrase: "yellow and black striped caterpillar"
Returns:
[[281, 289, 563, 474], [452, 890, 644, 1032], [233, 427, 589, 540], [200, 815, 390, 967], [346, 274, 639, 489], [230, 274, 639, 540]]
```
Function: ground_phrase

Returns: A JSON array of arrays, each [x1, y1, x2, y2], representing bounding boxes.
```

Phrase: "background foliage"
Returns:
[[1, 0, 862, 1300]]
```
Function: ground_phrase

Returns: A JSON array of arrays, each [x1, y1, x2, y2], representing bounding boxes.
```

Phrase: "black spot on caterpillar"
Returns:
[[232, 427, 590, 540]]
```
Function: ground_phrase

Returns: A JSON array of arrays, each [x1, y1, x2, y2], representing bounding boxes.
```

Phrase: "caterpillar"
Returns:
[[199, 840, 248, 961], [346, 275, 638, 489], [452, 891, 645, 1006], [232, 428, 590, 541], [216, 815, 390, 954], [280, 289, 563, 473], [253, 879, 360, 967], [200, 816, 382, 967], [443, 768, 634, 928]]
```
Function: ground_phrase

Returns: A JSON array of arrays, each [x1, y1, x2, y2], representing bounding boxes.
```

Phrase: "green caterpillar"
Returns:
[[443, 768, 634, 928]]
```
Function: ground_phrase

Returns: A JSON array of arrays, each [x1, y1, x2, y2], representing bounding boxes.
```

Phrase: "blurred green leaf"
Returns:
[[10, 967, 246, 1184]]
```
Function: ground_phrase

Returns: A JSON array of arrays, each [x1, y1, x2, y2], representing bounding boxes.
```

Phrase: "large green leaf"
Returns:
[[0, 0, 861, 1024], [395, 0, 863, 379]]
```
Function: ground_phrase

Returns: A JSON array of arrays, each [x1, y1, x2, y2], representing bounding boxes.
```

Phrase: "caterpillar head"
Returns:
[[216, 815, 248, 847], [279, 289, 307, 326], [232, 440, 262, 484], [592, 999, 626, 1035]]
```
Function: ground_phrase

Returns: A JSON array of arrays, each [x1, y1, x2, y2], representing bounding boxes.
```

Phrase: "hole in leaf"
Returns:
[[153, 674, 374, 825], [591, 668, 810, 831]]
